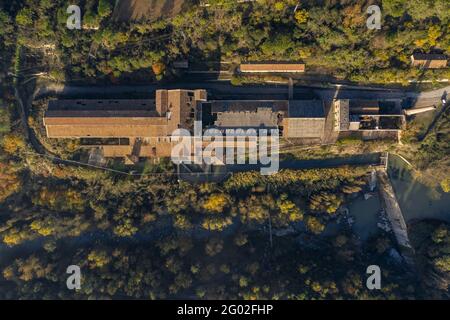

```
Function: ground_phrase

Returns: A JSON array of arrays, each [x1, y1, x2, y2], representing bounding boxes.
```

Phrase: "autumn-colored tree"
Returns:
[[174, 214, 193, 230], [113, 217, 138, 237], [1, 134, 25, 154], [294, 9, 308, 24], [15, 255, 53, 281], [305, 216, 325, 234], [440, 178, 450, 193], [2, 227, 30, 246], [275, 194, 303, 225], [30, 219, 55, 236], [152, 62, 165, 76], [238, 194, 275, 224], [309, 192, 343, 215], [88, 250, 111, 269], [202, 193, 231, 213], [342, 4, 365, 29], [274, 2, 285, 12], [0, 162, 20, 202], [234, 232, 248, 246], [34, 187, 85, 212], [201, 216, 233, 231]]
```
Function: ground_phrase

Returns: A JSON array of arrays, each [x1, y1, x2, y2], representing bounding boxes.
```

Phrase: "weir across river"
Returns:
[[377, 154, 416, 268]]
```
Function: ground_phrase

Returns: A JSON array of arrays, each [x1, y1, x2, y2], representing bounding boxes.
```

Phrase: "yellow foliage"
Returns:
[[294, 9, 309, 24], [35, 187, 85, 212], [311, 281, 322, 293], [88, 250, 111, 268], [202, 193, 230, 213], [414, 27, 442, 50], [27, 116, 34, 127], [30, 220, 54, 236], [3, 231, 22, 246], [1, 134, 25, 154], [414, 39, 427, 48], [427, 26, 442, 47], [0, 162, 20, 202], [305, 216, 325, 234], [277, 194, 303, 223], [342, 4, 364, 28], [66, 139, 80, 152], [440, 178, 450, 193], [298, 47, 312, 59], [274, 2, 285, 11], [2, 266, 14, 280], [201, 216, 232, 231], [174, 214, 193, 230], [398, 54, 410, 64]]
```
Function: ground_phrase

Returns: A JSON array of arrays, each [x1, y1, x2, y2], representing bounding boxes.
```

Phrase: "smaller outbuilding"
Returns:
[[410, 53, 447, 69]]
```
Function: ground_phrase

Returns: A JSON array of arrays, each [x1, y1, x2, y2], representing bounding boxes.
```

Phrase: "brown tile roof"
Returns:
[[240, 62, 305, 72], [102, 142, 174, 158], [44, 90, 206, 139], [44, 99, 168, 138], [102, 145, 133, 157], [46, 124, 169, 138], [44, 116, 167, 126]]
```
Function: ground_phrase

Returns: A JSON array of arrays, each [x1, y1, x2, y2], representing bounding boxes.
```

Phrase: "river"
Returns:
[[324, 154, 450, 240], [388, 154, 450, 223], [342, 154, 450, 241]]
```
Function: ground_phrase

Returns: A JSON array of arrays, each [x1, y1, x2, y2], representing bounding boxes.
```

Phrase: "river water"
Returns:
[[388, 154, 450, 223], [345, 154, 450, 241]]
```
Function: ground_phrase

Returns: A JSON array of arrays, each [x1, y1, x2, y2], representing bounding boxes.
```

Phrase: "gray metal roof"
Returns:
[[411, 53, 447, 61], [208, 100, 289, 113], [214, 107, 279, 128], [288, 100, 325, 118]]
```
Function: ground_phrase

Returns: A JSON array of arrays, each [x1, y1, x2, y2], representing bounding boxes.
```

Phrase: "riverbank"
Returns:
[[388, 154, 450, 224]]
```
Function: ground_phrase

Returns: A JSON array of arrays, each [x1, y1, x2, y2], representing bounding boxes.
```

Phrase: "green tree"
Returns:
[[98, 0, 113, 18], [15, 8, 33, 27]]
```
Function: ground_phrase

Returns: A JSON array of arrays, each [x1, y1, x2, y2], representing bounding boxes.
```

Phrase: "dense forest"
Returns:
[[0, 230, 420, 299], [0, 0, 449, 83], [0, 140, 449, 298]]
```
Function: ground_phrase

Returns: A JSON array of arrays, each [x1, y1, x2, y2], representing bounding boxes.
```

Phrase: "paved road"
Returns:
[[35, 81, 403, 99], [407, 85, 449, 108], [35, 81, 449, 109], [409, 85, 449, 99]]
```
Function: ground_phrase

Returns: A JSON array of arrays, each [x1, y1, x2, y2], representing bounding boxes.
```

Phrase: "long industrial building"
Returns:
[[45, 90, 407, 164]]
